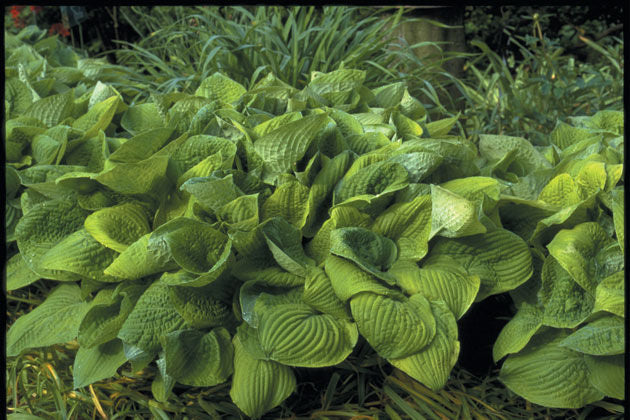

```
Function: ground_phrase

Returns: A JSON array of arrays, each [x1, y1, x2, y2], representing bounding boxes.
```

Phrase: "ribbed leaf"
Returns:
[[120, 103, 165, 135], [230, 335, 296, 419], [430, 184, 486, 239], [6, 253, 40, 291], [559, 315, 624, 355], [611, 187, 624, 253], [389, 300, 459, 391], [303, 266, 350, 319], [73, 339, 128, 388], [84, 203, 151, 252], [325, 255, 402, 302], [168, 285, 232, 329], [260, 180, 310, 229], [162, 328, 233, 387], [7, 284, 90, 356], [262, 217, 314, 277], [257, 303, 358, 367], [592, 271, 624, 317], [195, 72, 246, 103], [585, 354, 625, 400], [104, 234, 177, 280], [350, 293, 436, 359], [493, 302, 543, 362]]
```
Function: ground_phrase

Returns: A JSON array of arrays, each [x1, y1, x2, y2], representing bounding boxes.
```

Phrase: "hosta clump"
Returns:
[[490, 112, 625, 408], [5, 30, 623, 418]]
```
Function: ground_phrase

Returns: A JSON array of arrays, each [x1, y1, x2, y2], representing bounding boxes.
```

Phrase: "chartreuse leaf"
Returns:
[[218, 193, 259, 231], [479, 134, 551, 176], [239, 281, 303, 328], [195, 72, 246, 103], [181, 174, 242, 215], [372, 195, 431, 261], [7, 284, 90, 356], [168, 284, 233, 329], [260, 180, 310, 228], [162, 328, 233, 386], [547, 222, 613, 294], [426, 114, 459, 137], [499, 330, 604, 409], [351, 293, 436, 359], [325, 255, 402, 302], [256, 303, 358, 367], [390, 256, 480, 319], [72, 96, 120, 140], [251, 112, 301, 139], [539, 256, 594, 328], [108, 128, 173, 163], [84, 203, 151, 252], [32, 125, 71, 165], [24, 89, 74, 127], [593, 271, 624, 317], [6, 253, 40, 291], [303, 266, 349, 319], [15, 198, 89, 281], [429, 229, 533, 301], [389, 300, 459, 391], [584, 354, 625, 400], [104, 234, 177, 280], [558, 315, 624, 356], [611, 187, 624, 253], [538, 174, 582, 208], [254, 113, 329, 174], [261, 217, 314, 277], [493, 302, 543, 362], [117, 281, 188, 353], [550, 121, 594, 150], [391, 111, 423, 140], [40, 228, 120, 282], [95, 154, 170, 196], [230, 335, 296, 419], [430, 184, 487, 239], [73, 339, 128, 389], [120, 103, 165, 135]]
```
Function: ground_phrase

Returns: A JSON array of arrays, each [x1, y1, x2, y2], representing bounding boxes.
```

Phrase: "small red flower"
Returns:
[[49, 22, 70, 37]]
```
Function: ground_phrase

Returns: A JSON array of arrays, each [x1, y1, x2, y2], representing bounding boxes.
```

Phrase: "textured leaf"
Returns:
[[72, 96, 120, 139], [120, 103, 165, 135], [351, 293, 436, 359], [151, 356, 175, 403], [40, 228, 120, 282], [430, 184, 487, 239], [493, 302, 543, 362], [479, 134, 551, 175], [540, 256, 594, 328], [256, 303, 358, 367], [195, 72, 246, 103], [429, 229, 533, 301], [104, 234, 177, 280], [302, 266, 349, 319], [95, 155, 170, 196], [593, 271, 624, 317], [611, 187, 624, 253], [117, 281, 188, 353], [15, 198, 90, 280], [550, 121, 594, 150], [168, 284, 233, 329], [181, 174, 242, 215], [538, 174, 582, 208], [372, 195, 431, 261], [230, 335, 296, 419], [325, 255, 402, 302], [85, 203, 151, 253], [426, 114, 459, 137], [24, 89, 74, 127], [500, 330, 604, 409], [262, 217, 314, 276], [260, 180, 310, 228], [559, 315, 624, 356], [585, 354, 625, 400], [7, 284, 90, 356], [389, 300, 459, 391], [6, 253, 40, 291], [162, 328, 233, 386], [108, 128, 173, 163], [254, 113, 329, 174], [547, 222, 613, 294], [73, 339, 128, 388]]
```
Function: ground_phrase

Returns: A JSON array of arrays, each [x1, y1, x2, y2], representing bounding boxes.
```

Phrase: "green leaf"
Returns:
[[84, 203, 151, 253], [559, 315, 624, 356], [430, 184, 487, 239], [262, 217, 314, 277], [547, 222, 614, 294], [351, 293, 436, 359], [390, 257, 480, 320], [302, 266, 349, 319], [15, 198, 90, 281], [429, 229, 533, 301], [540, 256, 594, 328], [479, 134, 551, 176], [230, 335, 296, 419], [585, 354, 625, 400], [181, 174, 242, 215], [329, 227, 398, 284], [94, 155, 170, 196], [254, 113, 329, 174], [72, 96, 120, 140], [168, 284, 233, 328], [549, 121, 594, 150], [195, 72, 246, 103], [108, 128, 173, 163], [151, 356, 175, 403], [24, 89, 74, 127], [162, 328, 233, 386], [538, 174, 582, 208], [325, 255, 402, 302], [426, 114, 459, 137], [371, 195, 431, 261], [260, 180, 310, 228], [257, 303, 358, 367], [389, 300, 459, 391], [73, 339, 128, 388], [611, 187, 624, 253], [104, 234, 177, 280], [120, 103, 165, 135], [499, 330, 604, 409], [40, 228, 120, 282], [117, 281, 188, 353], [391, 111, 423, 140], [7, 284, 90, 356], [593, 271, 624, 317], [6, 253, 40, 291], [493, 302, 543, 362]]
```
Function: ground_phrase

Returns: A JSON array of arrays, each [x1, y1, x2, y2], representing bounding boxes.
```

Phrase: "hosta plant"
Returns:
[[6, 29, 624, 418]]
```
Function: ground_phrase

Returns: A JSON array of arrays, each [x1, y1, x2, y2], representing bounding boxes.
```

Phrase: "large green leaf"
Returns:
[[7, 284, 90, 356], [162, 328, 233, 387], [120, 103, 165, 135], [6, 253, 40, 291], [104, 234, 177, 280], [254, 113, 329, 174], [429, 229, 533, 301], [592, 271, 624, 317], [389, 300, 459, 391], [94, 155, 170, 196], [84, 203, 151, 253], [350, 292, 436, 359], [261, 217, 314, 276], [499, 330, 604, 409], [325, 255, 402, 302], [256, 303, 358, 367], [611, 187, 624, 253], [117, 281, 188, 353], [73, 339, 128, 388], [195, 72, 246, 103], [260, 180, 310, 228], [479, 134, 551, 176], [230, 335, 296, 419], [559, 315, 624, 356], [72, 96, 120, 140], [302, 266, 349, 319], [584, 354, 625, 400], [493, 302, 543, 362], [168, 284, 233, 328]]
